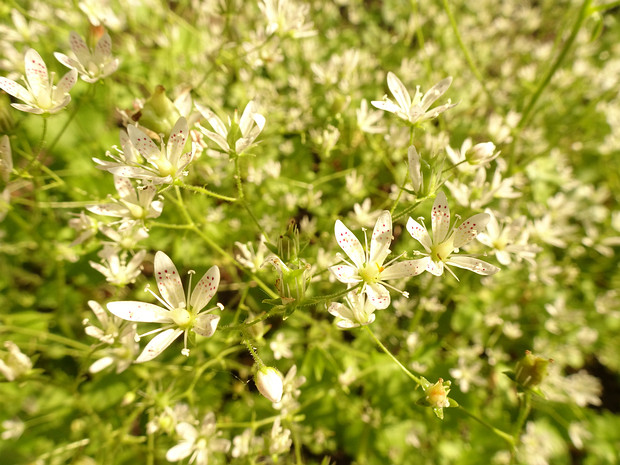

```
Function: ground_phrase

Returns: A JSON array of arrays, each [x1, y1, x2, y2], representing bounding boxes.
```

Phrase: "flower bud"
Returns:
[[255, 366, 284, 403], [465, 141, 498, 165], [0, 341, 33, 381], [138, 85, 181, 136], [515, 350, 551, 388], [408, 145, 442, 197], [425, 378, 451, 409]]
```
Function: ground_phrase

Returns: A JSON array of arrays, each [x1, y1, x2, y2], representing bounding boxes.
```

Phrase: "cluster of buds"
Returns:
[[263, 221, 312, 314]]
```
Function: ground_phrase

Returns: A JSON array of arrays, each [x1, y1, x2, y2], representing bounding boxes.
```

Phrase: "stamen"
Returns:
[[135, 325, 171, 340], [186, 269, 195, 309], [144, 284, 174, 311], [383, 251, 407, 268]]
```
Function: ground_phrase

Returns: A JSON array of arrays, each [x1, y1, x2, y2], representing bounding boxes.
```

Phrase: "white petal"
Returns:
[[365, 283, 390, 310], [190, 266, 219, 312], [426, 259, 444, 276], [87, 300, 108, 326], [89, 357, 114, 373], [387, 72, 411, 112], [24, 49, 49, 93], [0, 77, 31, 102], [136, 328, 183, 363], [453, 213, 490, 249], [420, 77, 452, 111], [94, 32, 113, 60], [334, 220, 365, 268], [431, 192, 451, 243], [381, 259, 427, 280], [107, 301, 171, 323], [114, 175, 136, 201], [69, 31, 91, 64], [194, 313, 220, 337], [167, 117, 188, 166], [54, 69, 78, 96], [166, 441, 194, 462], [128, 125, 160, 163], [369, 210, 392, 265], [406, 217, 432, 252], [447, 256, 500, 275], [370, 99, 401, 114], [329, 264, 361, 284], [154, 251, 186, 309]]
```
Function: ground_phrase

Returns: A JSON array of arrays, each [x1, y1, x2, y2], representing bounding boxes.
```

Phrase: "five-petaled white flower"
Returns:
[[330, 210, 426, 309], [166, 412, 231, 465], [328, 289, 378, 329], [406, 192, 500, 278], [0, 48, 77, 114], [107, 251, 223, 362], [371, 72, 456, 126], [95, 117, 194, 185], [196, 101, 265, 156], [87, 175, 163, 222], [54, 30, 119, 83]]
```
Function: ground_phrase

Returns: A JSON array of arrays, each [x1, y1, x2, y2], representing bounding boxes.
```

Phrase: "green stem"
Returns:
[[299, 282, 362, 307], [589, 1, 620, 13], [517, 0, 592, 130], [173, 179, 237, 202], [440, 0, 494, 106], [234, 156, 267, 236], [0, 324, 90, 351], [48, 85, 94, 153], [364, 325, 422, 386], [242, 336, 263, 367], [169, 187, 278, 300], [513, 391, 532, 439], [457, 406, 516, 448], [393, 195, 427, 222]]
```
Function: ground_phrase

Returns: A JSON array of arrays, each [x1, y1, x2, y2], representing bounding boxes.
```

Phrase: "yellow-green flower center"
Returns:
[[431, 237, 454, 263], [169, 308, 192, 328], [156, 157, 174, 177], [359, 262, 383, 283]]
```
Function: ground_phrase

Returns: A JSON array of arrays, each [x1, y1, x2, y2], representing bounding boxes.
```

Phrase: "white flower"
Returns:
[[0, 49, 77, 114], [259, 0, 316, 38], [89, 246, 146, 286], [87, 175, 163, 222], [166, 412, 230, 465], [328, 290, 378, 329], [84, 301, 138, 374], [54, 30, 119, 83], [356, 99, 386, 134], [0, 341, 32, 381], [269, 417, 292, 455], [476, 210, 541, 265], [107, 251, 223, 362], [95, 117, 194, 185], [371, 72, 456, 126], [406, 192, 500, 278], [330, 210, 426, 309], [270, 332, 293, 360], [196, 101, 265, 156], [273, 365, 305, 414]]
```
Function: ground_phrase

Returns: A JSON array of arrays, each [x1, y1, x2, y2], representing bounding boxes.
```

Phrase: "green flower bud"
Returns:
[[515, 350, 551, 388]]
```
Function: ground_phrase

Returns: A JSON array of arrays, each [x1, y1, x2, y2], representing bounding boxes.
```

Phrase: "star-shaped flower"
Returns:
[[406, 192, 500, 278], [94, 117, 194, 185], [107, 251, 223, 362], [330, 210, 426, 309], [87, 175, 163, 222], [196, 101, 265, 156], [0, 49, 77, 114], [54, 30, 119, 83], [328, 289, 378, 329], [371, 72, 456, 126]]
